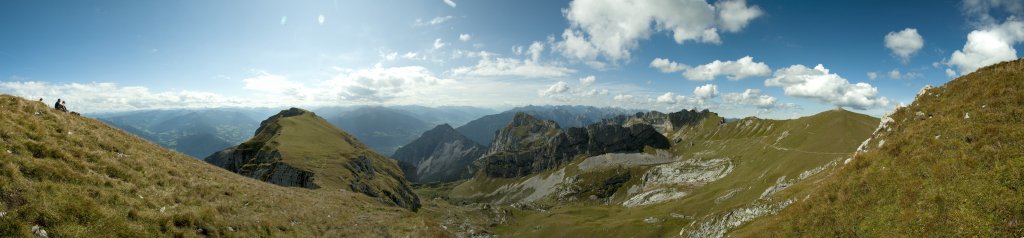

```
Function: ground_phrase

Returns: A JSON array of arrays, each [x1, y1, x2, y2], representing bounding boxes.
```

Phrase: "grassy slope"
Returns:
[[734, 59, 1024, 236], [457, 110, 877, 237], [0, 95, 446, 237]]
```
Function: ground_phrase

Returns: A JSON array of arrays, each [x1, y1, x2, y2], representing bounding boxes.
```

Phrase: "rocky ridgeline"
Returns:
[[205, 108, 421, 211], [391, 124, 486, 183], [602, 109, 717, 134], [480, 112, 671, 178]]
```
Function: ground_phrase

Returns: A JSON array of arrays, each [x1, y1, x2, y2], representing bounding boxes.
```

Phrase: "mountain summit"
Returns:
[[391, 123, 485, 183], [205, 107, 421, 210]]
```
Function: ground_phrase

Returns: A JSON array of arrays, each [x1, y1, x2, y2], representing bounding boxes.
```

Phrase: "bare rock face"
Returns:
[[392, 124, 485, 183], [206, 146, 320, 189], [602, 109, 716, 134], [480, 112, 670, 178], [347, 155, 421, 210]]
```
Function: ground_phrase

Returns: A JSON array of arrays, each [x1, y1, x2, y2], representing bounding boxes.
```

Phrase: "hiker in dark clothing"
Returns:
[[54, 99, 68, 112]]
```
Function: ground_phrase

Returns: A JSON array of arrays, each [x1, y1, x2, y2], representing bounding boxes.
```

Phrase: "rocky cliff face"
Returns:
[[602, 109, 717, 134], [455, 105, 639, 146], [392, 124, 486, 183], [204, 107, 421, 211], [480, 112, 670, 178], [206, 149, 320, 188]]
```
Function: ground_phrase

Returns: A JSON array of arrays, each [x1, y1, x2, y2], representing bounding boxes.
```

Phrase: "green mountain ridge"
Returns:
[[205, 107, 421, 211], [734, 58, 1024, 237]]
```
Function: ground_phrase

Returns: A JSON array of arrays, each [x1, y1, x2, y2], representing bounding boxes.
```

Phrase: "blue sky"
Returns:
[[1, 0, 1022, 118]]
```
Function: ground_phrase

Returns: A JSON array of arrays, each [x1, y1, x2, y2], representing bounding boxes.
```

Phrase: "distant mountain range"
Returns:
[[92, 105, 633, 159], [92, 106, 497, 158], [391, 124, 485, 184], [93, 108, 271, 158], [455, 105, 640, 146]]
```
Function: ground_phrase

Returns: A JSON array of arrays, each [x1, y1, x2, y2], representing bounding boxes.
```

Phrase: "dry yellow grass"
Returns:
[[0, 95, 449, 237]]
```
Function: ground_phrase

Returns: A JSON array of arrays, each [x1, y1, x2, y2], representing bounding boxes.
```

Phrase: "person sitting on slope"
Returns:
[[54, 99, 68, 112]]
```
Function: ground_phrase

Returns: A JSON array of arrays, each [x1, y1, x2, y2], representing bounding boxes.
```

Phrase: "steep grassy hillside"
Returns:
[[735, 59, 1024, 236], [0, 95, 446, 237]]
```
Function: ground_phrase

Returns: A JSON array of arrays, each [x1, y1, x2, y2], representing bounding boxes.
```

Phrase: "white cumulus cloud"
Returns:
[[613, 94, 635, 101], [328, 66, 453, 102], [539, 81, 570, 96], [459, 33, 472, 42], [682, 56, 771, 81], [656, 92, 680, 104], [693, 84, 718, 99], [716, 0, 763, 32], [443, 0, 456, 8], [947, 18, 1024, 74], [555, 0, 763, 62], [528, 41, 545, 63], [887, 69, 923, 80], [433, 38, 446, 49], [579, 75, 597, 87], [449, 52, 576, 78], [884, 28, 924, 63], [766, 64, 889, 110], [723, 88, 778, 109], [649, 58, 688, 73], [867, 72, 878, 80], [243, 71, 309, 99]]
